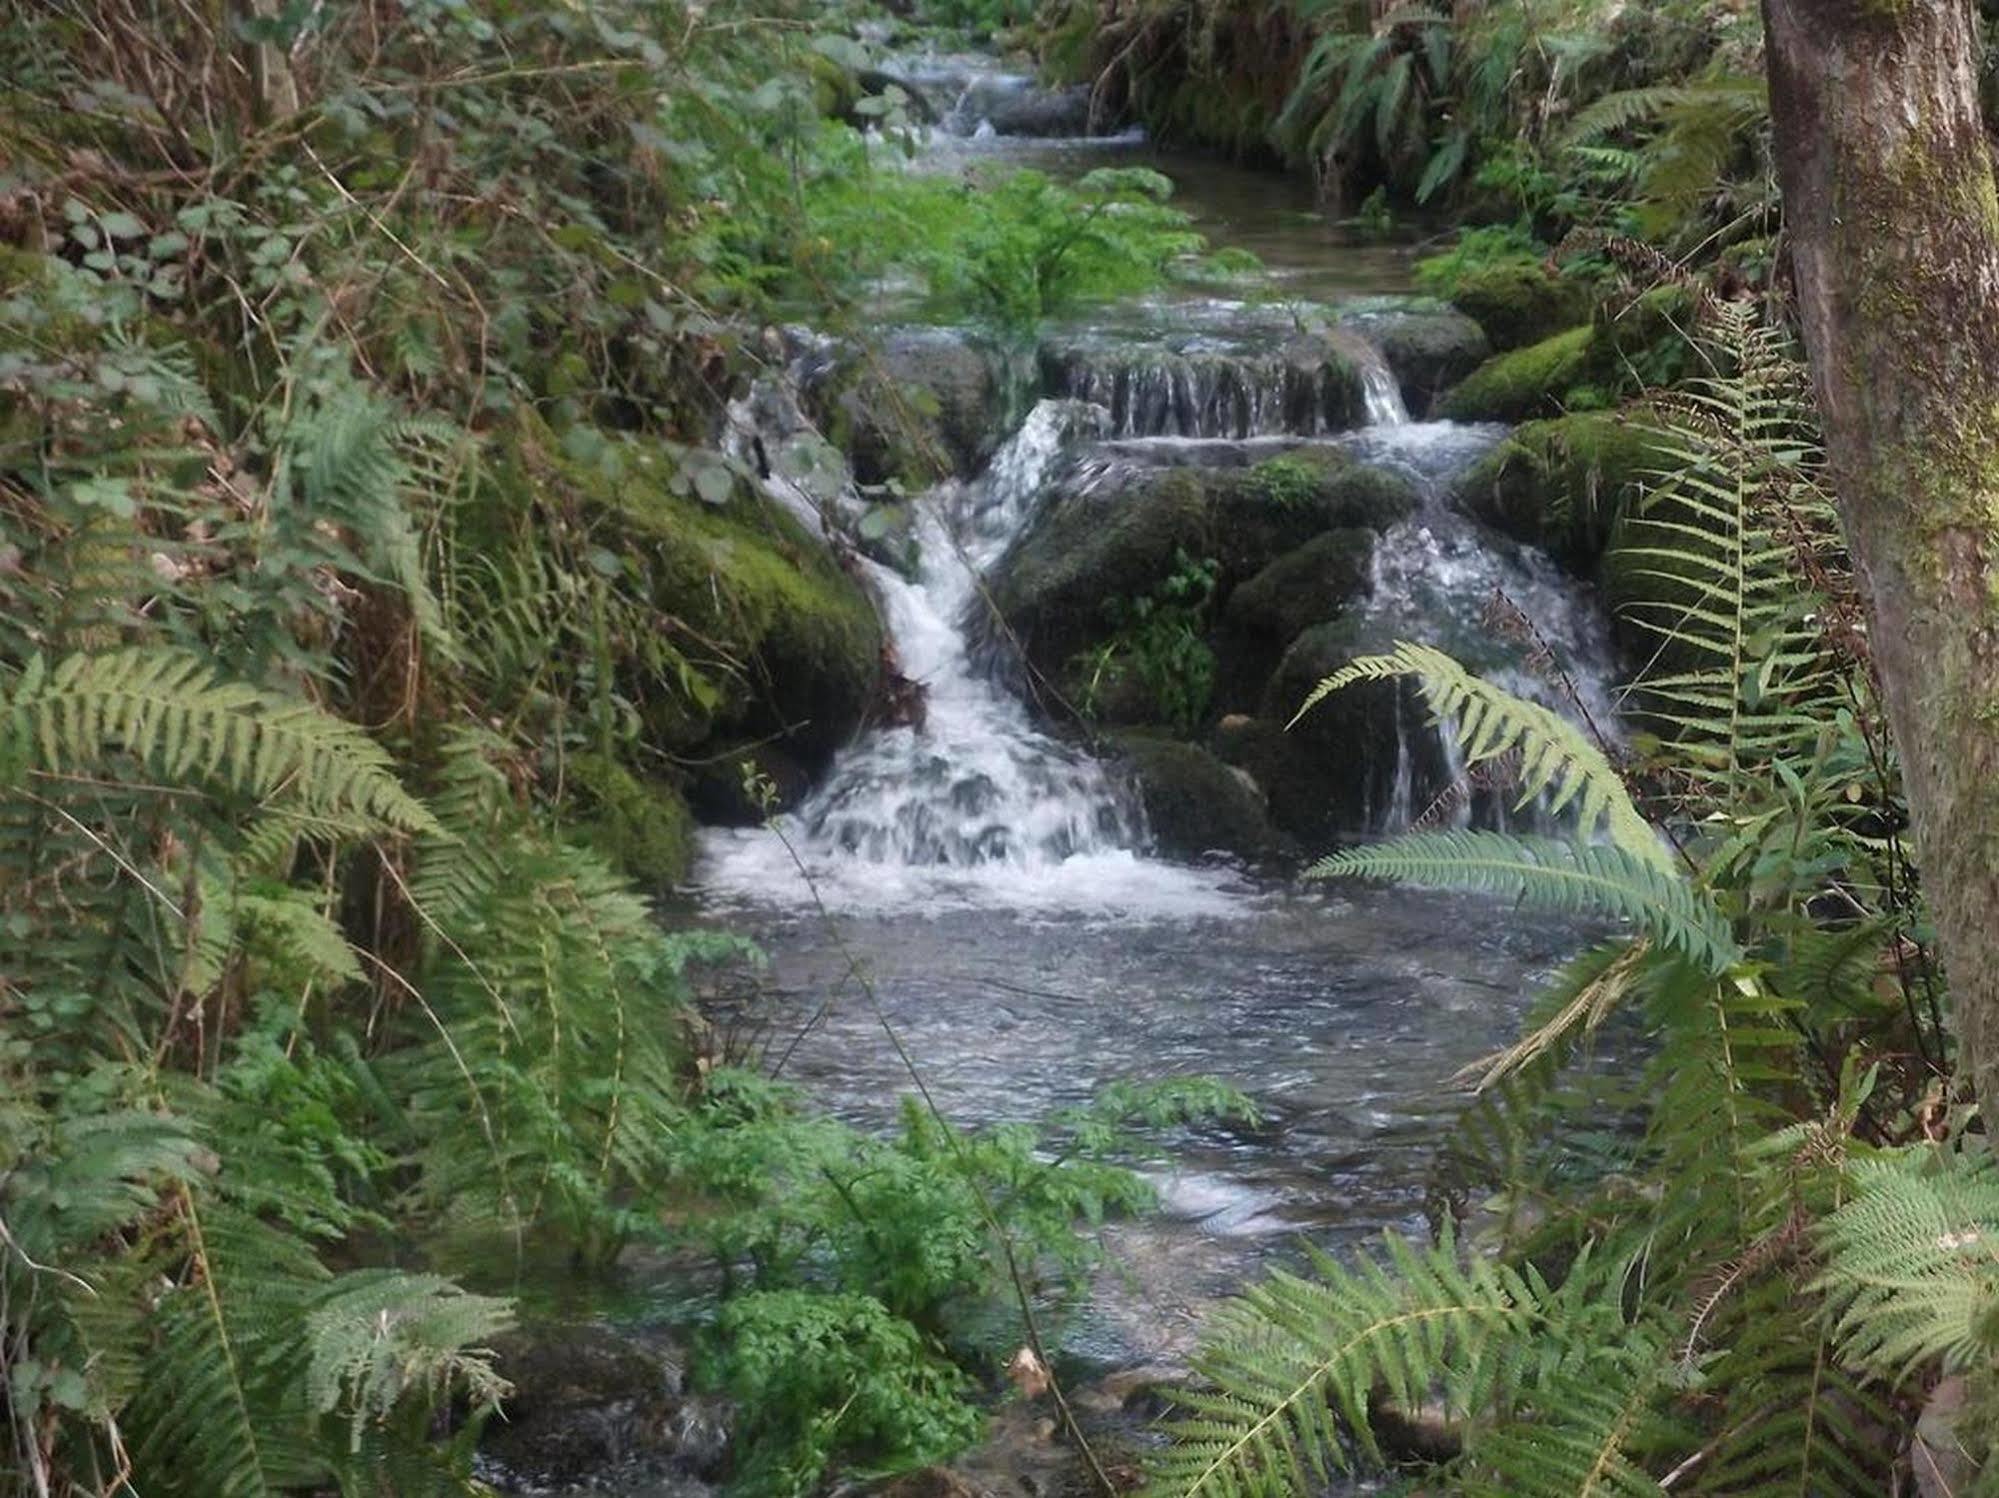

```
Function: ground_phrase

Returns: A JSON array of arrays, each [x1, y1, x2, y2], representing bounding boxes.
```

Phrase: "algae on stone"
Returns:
[[1454, 412, 1670, 568], [1437, 325, 1594, 422]]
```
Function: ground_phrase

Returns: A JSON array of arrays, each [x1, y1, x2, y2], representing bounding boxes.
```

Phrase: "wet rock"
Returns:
[[984, 83, 1099, 137], [1224, 528, 1375, 644], [1073, 1364, 1190, 1419], [1372, 1393, 1464, 1463], [1447, 261, 1590, 353], [481, 1322, 711, 1490], [809, 329, 1015, 483], [1110, 732, 1279, 862], [1258, 620, 1453, 840], [685, 742, 815, 827], [988, 446, 1416, 674], [1436, 325, 1593, 423], [1452, 412, 1670, 569], [1343, 304, 1491, 419], [877, 1466, 998, 1498], [1911, 1375, 1975, 1498]]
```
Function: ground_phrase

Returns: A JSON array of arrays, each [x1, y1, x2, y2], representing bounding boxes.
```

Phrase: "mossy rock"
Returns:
[[566, 754, 697, 888], [809, 329, 1013, 484], [1256, 620, 1455, 841], [1448, 262, 1591, 353], [1224, 528, 1375, 643], [488, 420, 881, 768], [1355, 307, 1492, 418], [988, 447, 1416, 674], [1452, 413, 1671, 569], [1109, 732, 1279, 862], [1436, 325, 1593, 422]]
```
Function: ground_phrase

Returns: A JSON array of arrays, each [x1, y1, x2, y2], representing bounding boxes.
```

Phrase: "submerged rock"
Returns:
[[481, 1322, 724, 1493], [1110, 732, 1279, 862]]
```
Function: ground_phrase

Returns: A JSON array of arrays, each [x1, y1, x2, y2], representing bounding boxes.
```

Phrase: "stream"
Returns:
[[691, 39, 1616, 1416]]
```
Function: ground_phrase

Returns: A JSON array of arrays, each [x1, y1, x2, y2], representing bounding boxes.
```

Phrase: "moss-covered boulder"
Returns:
[[1110, 732, 1279, 862], [1354, 306, 1492, 418], [567, 755, 697, 888], [988, 447, 1416, 674], [1452, 413, 1671, 569], [1447, 262, 1591, 353], [1224, 529, 1375, 643], [1437, 325, 1594, 422], [809, 329, 1012, 484], [490, 421, 881, 769]]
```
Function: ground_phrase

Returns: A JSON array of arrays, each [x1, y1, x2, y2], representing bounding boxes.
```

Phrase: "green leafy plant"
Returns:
[[1075, 550, 1220, 735], [1152, 301, 1937, 1496]]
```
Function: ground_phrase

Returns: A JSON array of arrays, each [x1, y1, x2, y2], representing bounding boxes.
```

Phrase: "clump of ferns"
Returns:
[[1149, 303, 1961, 1498]]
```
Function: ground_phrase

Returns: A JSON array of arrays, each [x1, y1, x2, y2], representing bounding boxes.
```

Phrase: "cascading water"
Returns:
[[1333, 417, 1625, 834], [701, 403, 1243, 918]]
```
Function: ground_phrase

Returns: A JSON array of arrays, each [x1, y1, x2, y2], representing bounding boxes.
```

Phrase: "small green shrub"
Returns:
[[705, 1290, 984, 1498], [1075, 551, 1220, 736]]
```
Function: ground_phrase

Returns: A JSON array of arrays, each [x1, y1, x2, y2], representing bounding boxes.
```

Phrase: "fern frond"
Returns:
[[1151, 1233, 1541, 1498], [1816, 1147, 1999, 1378], [1309, 831, 1737, 972], [1, 650, 436, 834], [1292, 642, 1663, 867], [306, 1271, 512, 1449]]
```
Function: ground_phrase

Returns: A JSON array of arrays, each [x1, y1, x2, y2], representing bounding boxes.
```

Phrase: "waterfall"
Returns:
[[1335, 419, 1625, 836], [1352, 341, 1411, 427], [701, 401, 1243, 918]]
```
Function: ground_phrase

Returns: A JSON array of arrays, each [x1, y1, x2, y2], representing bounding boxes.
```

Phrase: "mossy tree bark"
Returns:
[[1763, 0, 1999, 1113]]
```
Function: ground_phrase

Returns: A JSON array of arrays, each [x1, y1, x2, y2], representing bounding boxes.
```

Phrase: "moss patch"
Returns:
[[487, 418, 881, 766], [1448, 262, 1590, 353], [567, 754, 697, 888], [1437, 325, 1593, 422], [1453, 413, 1671, 568]]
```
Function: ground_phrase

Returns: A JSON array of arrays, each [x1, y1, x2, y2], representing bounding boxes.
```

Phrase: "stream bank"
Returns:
[[489, 45, 1647, 1498]]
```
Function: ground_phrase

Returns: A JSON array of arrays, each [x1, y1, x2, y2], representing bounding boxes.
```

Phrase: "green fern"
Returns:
[[1292, 641, 1663, 865], [1309, 831, 1736, 973], [0, 649, 436, 834], [1817, 1147, 1999, 1378], [1153, 1232, 1544, 1498]]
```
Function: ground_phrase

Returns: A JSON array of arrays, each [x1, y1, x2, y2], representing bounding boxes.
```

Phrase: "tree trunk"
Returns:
[[1761, 0, 1999, 1114]]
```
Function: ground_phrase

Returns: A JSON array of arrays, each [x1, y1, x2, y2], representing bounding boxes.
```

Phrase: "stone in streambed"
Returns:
[[987, 446, 1415, 675], [481, 1322, 722, 1490], [1340, 301, 1491, 419], [1452, 411, 1670, 569], [1224, 528, 1376, 644], [1110, 732, 1279, 862]]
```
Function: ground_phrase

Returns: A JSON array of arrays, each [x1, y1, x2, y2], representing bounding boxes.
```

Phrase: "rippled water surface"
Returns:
[[695, 886, 1582, 1365]]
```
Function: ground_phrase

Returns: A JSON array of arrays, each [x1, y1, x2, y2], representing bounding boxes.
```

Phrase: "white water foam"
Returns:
[[700, 401, 1249, 920]]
